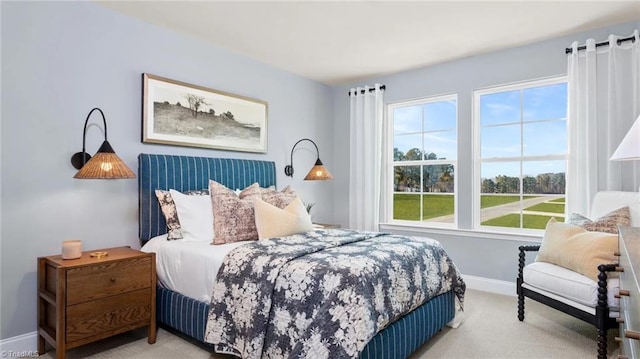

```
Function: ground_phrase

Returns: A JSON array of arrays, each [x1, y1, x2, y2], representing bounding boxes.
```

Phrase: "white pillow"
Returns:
[[254, 196, 313, 240], [169, 189, 214, 242]]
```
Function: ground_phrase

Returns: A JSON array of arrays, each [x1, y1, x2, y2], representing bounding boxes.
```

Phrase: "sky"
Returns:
[[393, 82, 567, 179]]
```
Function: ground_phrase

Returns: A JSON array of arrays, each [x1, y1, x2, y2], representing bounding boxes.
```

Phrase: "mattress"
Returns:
[[141, 235, 251, 302]]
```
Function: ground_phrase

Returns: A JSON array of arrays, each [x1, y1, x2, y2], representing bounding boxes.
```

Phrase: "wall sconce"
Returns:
[[284, 138, 333, 180], [70, 108, 135, 179]]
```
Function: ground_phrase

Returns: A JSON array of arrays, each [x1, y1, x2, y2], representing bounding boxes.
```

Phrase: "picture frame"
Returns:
[[142, 73, 268, 153]]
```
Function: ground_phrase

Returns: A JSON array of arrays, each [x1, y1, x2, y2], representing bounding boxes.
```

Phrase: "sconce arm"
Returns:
[[284, 138, 320, 177]]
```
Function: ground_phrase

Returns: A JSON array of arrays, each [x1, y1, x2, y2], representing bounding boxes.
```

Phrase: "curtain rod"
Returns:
[[348, 85, 386, 96], [565, 35, 636, 54]]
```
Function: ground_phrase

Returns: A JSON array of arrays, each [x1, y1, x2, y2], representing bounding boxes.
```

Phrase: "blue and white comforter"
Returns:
[[204, 229, 465, 359]]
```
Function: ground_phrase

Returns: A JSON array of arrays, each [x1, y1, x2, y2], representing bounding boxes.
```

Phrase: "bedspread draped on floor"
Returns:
[[204, 229, 465, 359]]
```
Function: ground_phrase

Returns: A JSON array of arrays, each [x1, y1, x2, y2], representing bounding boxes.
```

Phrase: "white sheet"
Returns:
[[141, 234, 250, 302]]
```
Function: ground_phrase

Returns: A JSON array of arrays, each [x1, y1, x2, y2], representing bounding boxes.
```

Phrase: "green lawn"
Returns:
[[394, 193, 565, 229], [481, 214, 554, 229], [481, 195, 538, 207], [394, 194, 453, 220], [524, 202, 565, 213]]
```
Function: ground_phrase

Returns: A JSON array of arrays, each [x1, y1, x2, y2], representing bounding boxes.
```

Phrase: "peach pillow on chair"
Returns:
[[535, 218, 617, 281]]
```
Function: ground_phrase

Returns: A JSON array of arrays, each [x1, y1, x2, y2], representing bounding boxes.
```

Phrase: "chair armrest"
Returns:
[[595, 264, 620, 332], [517, 245, 541, 280], [596, 264, 619, 308]]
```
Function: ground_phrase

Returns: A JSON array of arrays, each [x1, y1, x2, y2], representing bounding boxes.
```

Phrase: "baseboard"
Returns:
[[462, 274, 516, 297], [1, 275, 514, 353], [0, 331, 38, 357]]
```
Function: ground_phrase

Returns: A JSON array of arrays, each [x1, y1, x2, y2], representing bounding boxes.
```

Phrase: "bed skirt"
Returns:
[[156, 286, 454, 358]]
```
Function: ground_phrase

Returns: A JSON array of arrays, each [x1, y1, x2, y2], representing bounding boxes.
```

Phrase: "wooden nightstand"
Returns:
[[37, 246, 156, 359]]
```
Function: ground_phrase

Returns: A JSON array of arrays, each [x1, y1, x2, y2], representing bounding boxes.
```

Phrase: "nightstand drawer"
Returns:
[[620, 238, 640, 332], [66, 256, 152, 305], [66, 288, 152, 344]]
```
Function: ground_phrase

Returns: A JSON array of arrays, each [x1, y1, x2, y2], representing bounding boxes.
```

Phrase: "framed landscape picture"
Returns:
[[142, 73, 268, 153]]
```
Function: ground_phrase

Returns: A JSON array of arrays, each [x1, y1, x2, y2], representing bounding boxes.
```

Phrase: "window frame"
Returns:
[[386, 93, 458, 228], [472, 76, 568, 234]]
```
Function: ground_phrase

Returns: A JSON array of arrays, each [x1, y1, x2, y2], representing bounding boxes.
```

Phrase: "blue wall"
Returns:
[[0, 1, 334, 339]]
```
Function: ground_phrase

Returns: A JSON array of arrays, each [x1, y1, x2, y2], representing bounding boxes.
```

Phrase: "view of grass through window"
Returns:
[[390, 94, 457, 224], [476, 78, 568, 230], [393, 194, 565, 229], [390, 78, 568, 231]]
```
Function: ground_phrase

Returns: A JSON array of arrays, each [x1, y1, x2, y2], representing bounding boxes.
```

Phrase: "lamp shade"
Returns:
[[284, 138, 333, 181], [610, 115, 640, 161], [73, 142, 136, 179], [303, 159, 334, 180]]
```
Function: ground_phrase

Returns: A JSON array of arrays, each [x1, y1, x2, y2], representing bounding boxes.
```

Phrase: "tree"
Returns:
[[185, 94, 209, 118], [424, 152, 437, 160], [393, 148, 404, 161], [221, 111, 235, 120], [523, 176, 537, 194], [482, 178, 496, 193], [404, 148, 423, 161]]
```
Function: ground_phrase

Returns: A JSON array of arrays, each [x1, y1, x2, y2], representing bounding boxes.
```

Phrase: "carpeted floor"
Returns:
[[39, 289, 619, 359]]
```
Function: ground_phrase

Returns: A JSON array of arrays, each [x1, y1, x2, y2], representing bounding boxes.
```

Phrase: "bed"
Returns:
[[138, 153, 465, 358]]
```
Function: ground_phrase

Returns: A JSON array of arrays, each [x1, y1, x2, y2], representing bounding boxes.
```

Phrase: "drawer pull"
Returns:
[[616, 266, 625, 272], [615, 336, 623, 342], [616, 317, 625, 324], [614, 251, 621, 256], [110, 278, 116, 283], [615, 290, 630, 298], [625, 330, 640, 340]]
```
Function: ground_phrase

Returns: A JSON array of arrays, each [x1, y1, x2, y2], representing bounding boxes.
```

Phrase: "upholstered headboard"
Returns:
[[138, 153, 276, 244]]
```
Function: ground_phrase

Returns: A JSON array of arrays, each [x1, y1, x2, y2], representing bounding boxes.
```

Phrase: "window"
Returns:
[[474, 77, 567, 231], [388, 94, 457, 226]]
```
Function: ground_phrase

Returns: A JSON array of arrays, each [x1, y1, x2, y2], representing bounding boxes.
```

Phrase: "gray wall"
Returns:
[[0, 2, 334, 339], [332, 20, 639, 281]]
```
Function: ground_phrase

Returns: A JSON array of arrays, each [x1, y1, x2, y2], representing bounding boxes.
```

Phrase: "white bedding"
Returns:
[[141, 235, 250, 302]]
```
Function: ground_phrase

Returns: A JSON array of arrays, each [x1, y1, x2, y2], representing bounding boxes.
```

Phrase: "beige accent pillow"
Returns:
[[254, 196, 313, 240], [536, 218, 618, 281], [567, 206, 630, 234]]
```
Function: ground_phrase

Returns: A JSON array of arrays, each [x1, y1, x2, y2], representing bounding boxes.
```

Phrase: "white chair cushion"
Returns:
[[523, 261, 619, 309]]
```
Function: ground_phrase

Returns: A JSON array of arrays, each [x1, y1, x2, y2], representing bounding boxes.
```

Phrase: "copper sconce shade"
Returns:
[[284, 138, 333, 180]]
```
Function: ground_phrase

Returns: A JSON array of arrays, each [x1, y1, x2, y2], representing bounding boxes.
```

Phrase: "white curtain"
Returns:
[[349, 84, 385, 231], [566, 30, 640, 216]]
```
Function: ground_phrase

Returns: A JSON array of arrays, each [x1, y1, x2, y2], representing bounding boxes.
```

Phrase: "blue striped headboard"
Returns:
[[138, 153, 276, 243]]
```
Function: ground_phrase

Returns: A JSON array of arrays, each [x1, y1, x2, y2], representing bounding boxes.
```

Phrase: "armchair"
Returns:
[[517, 191, 640, 359]]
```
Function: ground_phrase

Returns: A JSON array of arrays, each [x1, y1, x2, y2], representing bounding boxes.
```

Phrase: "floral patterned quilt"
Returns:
[[204, 229, 465, 359]]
